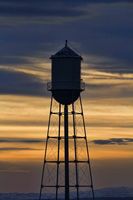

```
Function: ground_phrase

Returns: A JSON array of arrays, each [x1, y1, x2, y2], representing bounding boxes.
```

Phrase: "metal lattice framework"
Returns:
[[39, 96, 95, 200]]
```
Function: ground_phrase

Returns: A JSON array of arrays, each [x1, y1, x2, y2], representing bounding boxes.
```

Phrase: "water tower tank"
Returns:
[[49, 41, 84, 105]]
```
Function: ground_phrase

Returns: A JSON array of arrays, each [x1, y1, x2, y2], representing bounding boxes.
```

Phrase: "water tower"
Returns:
[[39, 41, 95, 200]]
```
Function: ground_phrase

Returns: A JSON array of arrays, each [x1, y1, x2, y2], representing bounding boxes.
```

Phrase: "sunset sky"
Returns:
[[0, 0, 133, 193]]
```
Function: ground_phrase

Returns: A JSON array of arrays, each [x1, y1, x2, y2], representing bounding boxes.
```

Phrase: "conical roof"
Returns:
[[50, 40, 82, 59]]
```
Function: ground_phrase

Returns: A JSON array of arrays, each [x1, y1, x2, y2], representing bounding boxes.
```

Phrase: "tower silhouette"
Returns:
[[39, 41, 95, 200]]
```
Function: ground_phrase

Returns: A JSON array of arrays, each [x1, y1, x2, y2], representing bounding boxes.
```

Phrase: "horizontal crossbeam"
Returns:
[[44, 160, 90, 163], [50, 112, 83, 115], [41, 185, 92, 188], [47, 136, 86, 139]]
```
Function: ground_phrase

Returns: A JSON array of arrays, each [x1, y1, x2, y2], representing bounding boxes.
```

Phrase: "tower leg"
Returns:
[[39, 96, 53, 200], [56, 103, 61, 200], [72, 103, 79, 200], [79, 96, 95, 200], [64, 105, 70, 200]]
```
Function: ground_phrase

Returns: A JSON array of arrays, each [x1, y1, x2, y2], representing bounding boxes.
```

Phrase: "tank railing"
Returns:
[[47, 82, 52, 90], [47, 80, 85, 91], [80, 80, 85, 90]]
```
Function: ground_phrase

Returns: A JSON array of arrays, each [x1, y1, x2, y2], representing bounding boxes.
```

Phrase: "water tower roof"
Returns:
[[50, 41, 82, 59]]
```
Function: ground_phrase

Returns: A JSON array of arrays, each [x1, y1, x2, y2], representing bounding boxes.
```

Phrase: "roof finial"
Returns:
[[65, 40, 68, 47]]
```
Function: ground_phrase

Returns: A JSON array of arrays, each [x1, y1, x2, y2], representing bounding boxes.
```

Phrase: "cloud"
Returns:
[[0, 138, 44, 144], [0, 68, 48, 96], [0, 0, 132, 26], [0, 0, 133, 98], [0, 2, 132, 73], [0, 147, 41, 151], [92, 138, 133, 145], [3, 137, 133, 146], [0, 138, 43, 151], [0, 169, 29, 173], [0, 0, 87, 25], [0, 6, 85, 18]]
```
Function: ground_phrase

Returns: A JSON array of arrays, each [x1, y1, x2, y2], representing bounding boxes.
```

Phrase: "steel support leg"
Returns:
[[80, 96, 95, 200], [64, 105, 69, 200]]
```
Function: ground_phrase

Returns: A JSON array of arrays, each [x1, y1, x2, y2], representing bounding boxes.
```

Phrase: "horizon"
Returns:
[[0, 0, 133, 197]]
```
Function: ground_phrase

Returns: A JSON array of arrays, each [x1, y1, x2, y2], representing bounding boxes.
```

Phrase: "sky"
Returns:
[[0, 0, 133, 193]]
